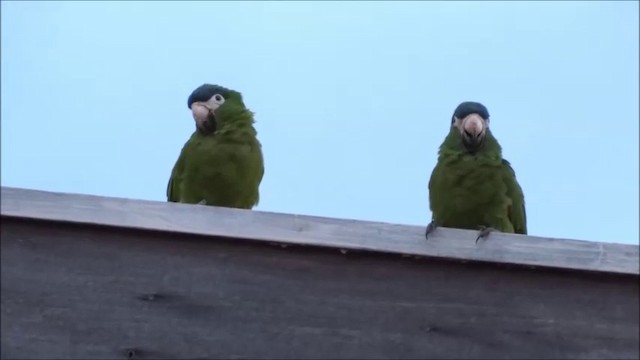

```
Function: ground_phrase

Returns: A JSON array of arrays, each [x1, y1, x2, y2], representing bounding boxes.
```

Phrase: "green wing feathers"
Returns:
[[167, 142, 189, 203], [166, 134, 264, 209], [166, 159, 181, 203], [501, 159, 527, 235]]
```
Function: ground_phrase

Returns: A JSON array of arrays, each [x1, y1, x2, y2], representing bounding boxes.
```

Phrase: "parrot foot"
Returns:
[[475, 226, 495, 244], [425, 221, 438, 240], [197, 199, 207, 205]]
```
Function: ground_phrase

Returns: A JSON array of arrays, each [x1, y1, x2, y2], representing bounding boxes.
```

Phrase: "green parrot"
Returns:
[[167, 84, 264, 209], [425, 101, 527, 243]]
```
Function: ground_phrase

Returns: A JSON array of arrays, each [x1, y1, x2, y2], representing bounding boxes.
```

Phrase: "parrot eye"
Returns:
[[212, 94, 225, 105]]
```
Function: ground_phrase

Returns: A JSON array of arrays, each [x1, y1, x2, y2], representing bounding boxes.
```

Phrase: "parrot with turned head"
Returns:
[[425, 101, 527, 243], [167, 84, 264, 209]]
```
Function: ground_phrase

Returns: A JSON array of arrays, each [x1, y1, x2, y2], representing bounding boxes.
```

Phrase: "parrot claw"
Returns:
[[197, 199, 207, 205], [425, 221, 438, 240], [475, 226, 495, 244]]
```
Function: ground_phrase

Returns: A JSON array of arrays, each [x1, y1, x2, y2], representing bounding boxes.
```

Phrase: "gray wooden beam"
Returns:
[[1, 186, 638, 275]]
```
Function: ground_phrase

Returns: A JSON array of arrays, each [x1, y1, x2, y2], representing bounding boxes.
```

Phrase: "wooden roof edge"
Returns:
[[1, 186, 638, 276]]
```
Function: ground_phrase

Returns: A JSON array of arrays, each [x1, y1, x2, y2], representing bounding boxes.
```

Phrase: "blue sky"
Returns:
[[2, 1, 638, 245]]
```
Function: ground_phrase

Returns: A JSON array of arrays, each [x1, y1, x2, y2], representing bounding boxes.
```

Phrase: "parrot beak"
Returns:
[[455, 114, 488, 150], [191, 102, 218, 135]]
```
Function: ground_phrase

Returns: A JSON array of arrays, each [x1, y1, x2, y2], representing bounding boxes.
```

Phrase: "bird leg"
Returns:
[[425, 221, 438, 240], [197, 199, 207, 205], [475, 226, 495, 244]]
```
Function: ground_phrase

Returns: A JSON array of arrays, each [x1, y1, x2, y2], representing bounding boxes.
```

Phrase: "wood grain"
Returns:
[[2, 218, 638, 359], [1, 186, 638, 275]]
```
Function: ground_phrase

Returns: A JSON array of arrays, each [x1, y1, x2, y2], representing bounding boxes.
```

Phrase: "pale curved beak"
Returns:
[[191, 103, 209, 125], [191, 102, 218, 135], [460, 114, 486, 144]]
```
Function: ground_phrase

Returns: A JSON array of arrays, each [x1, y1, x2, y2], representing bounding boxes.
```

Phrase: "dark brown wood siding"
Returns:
[[2, 218, 638, 359]]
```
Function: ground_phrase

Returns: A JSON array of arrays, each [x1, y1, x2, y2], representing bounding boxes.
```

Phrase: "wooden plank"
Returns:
[[1, 186, 638, 275], [2, 218, 638, 360]]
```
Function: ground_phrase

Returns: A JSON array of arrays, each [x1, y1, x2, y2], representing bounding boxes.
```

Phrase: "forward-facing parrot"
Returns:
[[167, 84, 264, 209], [424, 101, 527, 242]]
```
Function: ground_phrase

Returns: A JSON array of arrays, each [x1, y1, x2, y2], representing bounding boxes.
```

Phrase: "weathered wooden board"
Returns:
[[1, 218, 638, 359], [1, 187, 638, 275]]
